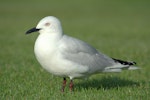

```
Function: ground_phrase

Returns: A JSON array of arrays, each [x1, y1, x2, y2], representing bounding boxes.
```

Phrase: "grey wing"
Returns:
[[59, 35, 115, 72]]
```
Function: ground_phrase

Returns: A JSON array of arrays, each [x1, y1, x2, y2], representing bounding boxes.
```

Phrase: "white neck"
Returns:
[[34, 32, 63, 59]]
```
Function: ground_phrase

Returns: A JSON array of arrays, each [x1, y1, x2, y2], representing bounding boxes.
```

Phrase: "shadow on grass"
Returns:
[[75, 76, 140, 90]]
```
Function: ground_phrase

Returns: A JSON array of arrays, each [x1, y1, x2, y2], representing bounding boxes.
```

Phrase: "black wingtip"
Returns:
[[112, 58, 136, 65]]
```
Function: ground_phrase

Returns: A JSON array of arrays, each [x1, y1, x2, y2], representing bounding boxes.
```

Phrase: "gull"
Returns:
[[26, 16, 139, 92]]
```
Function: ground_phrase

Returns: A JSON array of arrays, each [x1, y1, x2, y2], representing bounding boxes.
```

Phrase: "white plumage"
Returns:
[[26, 16, 139, 91]]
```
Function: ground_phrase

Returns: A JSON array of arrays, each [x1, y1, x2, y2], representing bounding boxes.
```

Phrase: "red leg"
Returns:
[[61, 78, 67, 92], [69, 80, 74, 92]]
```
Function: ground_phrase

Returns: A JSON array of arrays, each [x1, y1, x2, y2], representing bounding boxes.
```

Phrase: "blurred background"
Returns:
[[0, 0, 150, 99]]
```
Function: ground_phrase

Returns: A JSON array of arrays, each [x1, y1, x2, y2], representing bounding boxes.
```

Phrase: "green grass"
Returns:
[[0, 0, 150, 99]]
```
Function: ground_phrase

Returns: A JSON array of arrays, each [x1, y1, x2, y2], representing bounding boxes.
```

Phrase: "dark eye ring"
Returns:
[[45, 22, 50, 26]]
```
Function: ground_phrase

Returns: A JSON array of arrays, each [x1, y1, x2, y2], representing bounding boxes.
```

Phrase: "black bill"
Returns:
[[26, 27, 40, 34]]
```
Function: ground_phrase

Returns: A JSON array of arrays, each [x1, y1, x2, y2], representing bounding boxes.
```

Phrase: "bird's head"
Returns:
[[26, 16, 63, 35]]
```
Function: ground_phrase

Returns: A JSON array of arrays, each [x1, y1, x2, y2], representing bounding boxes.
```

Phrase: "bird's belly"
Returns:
[[35, 50, 89, 78], [34, 38, 89, 78]]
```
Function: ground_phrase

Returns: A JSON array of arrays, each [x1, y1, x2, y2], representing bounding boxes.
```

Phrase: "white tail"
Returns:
[[103, 58, 140, 73]]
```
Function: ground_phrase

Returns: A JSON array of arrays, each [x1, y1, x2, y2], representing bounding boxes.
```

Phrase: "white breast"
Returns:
[[34, 34, 61, 73]]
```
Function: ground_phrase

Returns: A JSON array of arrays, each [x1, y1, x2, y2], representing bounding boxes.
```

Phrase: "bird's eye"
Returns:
[[45, 22, 50, 26]]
